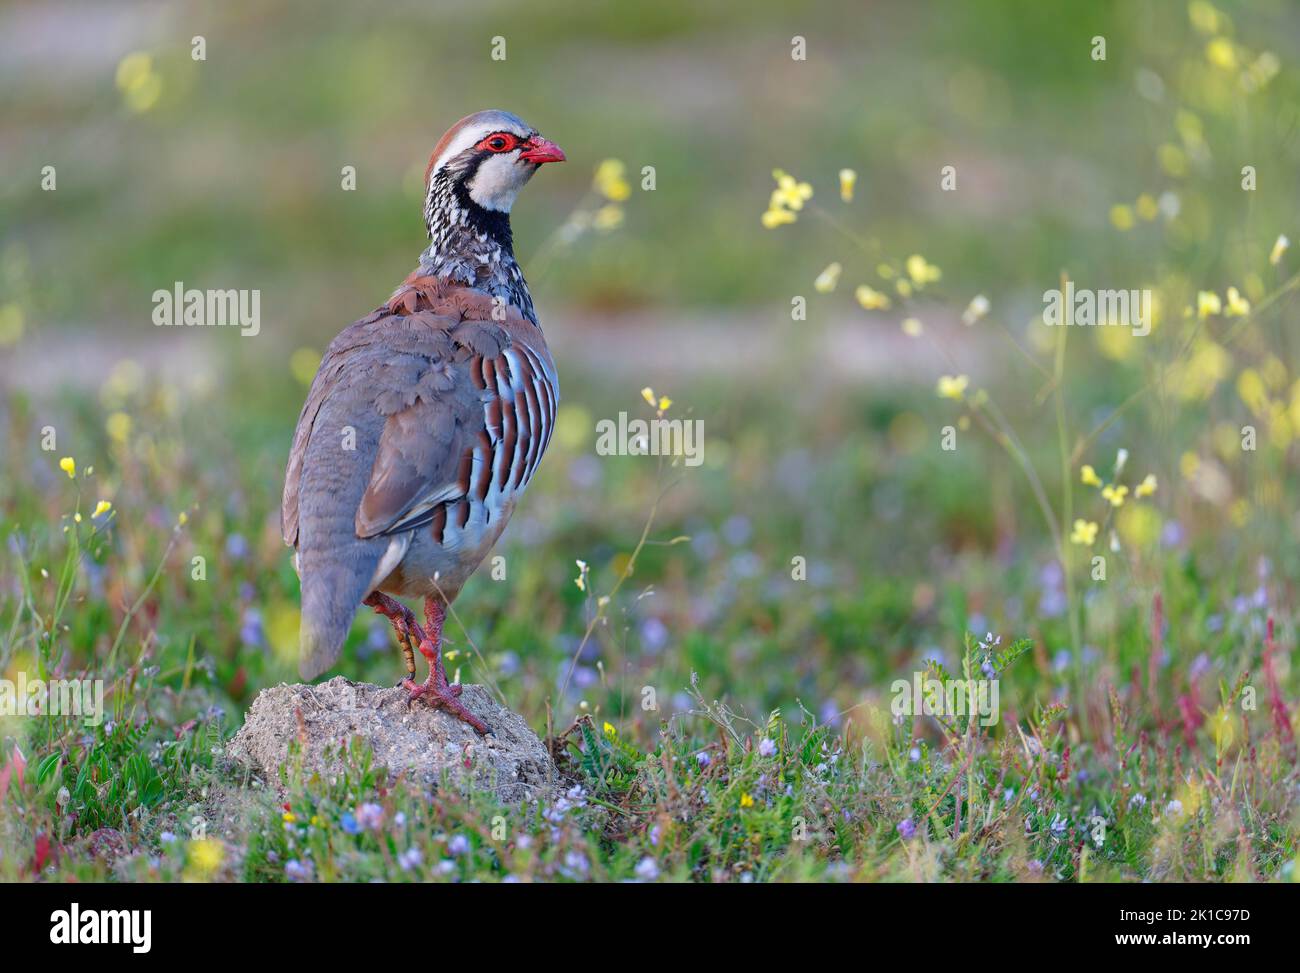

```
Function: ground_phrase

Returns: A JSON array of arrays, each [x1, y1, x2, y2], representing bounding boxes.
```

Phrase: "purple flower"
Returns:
[[634, 857, 660, 880], [356, 803, 384, 831], [397, 847, 422, 871], [695, 751, 711, 767], [447, 834, 470, 856], [758, 737, 777, 757], [285, 859, 314, 882], [896, 818, 916, 840]]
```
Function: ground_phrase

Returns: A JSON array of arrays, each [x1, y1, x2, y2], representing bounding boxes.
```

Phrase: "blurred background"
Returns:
[[2, 0, 1299, 738]]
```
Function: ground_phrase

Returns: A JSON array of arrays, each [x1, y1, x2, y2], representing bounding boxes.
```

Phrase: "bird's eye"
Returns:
[[478, 133, 517, 153]]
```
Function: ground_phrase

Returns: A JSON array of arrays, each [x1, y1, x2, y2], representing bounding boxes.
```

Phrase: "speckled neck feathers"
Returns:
[[419, 169, 537, 325]]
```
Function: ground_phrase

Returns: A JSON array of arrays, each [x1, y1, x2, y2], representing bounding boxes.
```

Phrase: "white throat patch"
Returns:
[[466, 152, 534, 212]]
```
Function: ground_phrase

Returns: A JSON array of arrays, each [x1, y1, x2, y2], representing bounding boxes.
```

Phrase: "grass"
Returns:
[[2, 0, 1300, 883]]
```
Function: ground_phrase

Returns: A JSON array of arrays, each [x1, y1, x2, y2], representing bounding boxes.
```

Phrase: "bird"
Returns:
[[281, 110, 565, 734]]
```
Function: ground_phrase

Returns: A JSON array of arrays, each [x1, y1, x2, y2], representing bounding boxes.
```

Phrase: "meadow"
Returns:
[[1, 0, 1298, 883]]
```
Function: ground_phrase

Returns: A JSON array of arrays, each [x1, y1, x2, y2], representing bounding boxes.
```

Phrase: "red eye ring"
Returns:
[[477, 132, 518, 153]]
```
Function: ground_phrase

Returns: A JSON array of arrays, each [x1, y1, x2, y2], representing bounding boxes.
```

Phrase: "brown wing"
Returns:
[[350, 275, 555, 539]]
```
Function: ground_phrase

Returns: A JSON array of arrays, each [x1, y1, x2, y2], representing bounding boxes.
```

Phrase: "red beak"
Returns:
[[519, 136, 566, 165]]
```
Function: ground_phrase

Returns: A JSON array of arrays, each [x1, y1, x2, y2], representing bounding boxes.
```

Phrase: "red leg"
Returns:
[[363, 592, 423, 683], [401, 597, 490, 735]]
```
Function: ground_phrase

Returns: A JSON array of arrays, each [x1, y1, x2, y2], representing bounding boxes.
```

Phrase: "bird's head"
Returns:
[[424, 109, 566, 217]]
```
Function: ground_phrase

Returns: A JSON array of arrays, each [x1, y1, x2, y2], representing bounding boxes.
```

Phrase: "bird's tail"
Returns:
[[295, 413, 384, 680]]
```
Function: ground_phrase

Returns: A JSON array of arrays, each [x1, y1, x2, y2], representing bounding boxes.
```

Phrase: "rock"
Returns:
[[227, 677, 558, 804]]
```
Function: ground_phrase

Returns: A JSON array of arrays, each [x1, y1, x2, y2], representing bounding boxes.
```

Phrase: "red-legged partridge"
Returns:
[[281, 110, 565, 733]]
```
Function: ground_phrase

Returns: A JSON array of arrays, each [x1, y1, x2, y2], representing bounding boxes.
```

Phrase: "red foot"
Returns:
[[401, 661, 489, 736]]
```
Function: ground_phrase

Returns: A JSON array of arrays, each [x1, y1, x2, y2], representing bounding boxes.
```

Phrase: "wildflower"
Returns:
[[1050, 814, 1068, 837], [1070, 519, 1099, 546], [356, 802, 384, 831], [1135, 193, 1159, 221], [1205, 37, 1236, 70], [635, 856, 660, 880], [961, 294, 990, 325], [1135, 473, 1158, 498], [1101, 484, 1129, 507], [397, 847, 423, 872], [760, 207, 796, 228], [936, 374, 969, 400], [770, 169, 812, 211], [1080, 465, 1102, 487], [1164, 799, 1183, 818], [603, 721, 617, 738], [1115, 447, 1129, 475], [447, 834, 470, 856], [1129, 793, 1147, 810], [340, 813, 360, 835], [187, 838, 224, 878], [901, 317, 923, 337], [758, 737, 777, 757], [87, 499, 111, 519], [813, 262, 842, 293], [1270, 234, 1289, 266], [896, 818, 916, 840], [574, 558, 589, 592], [1197, 290, 1222, 318], [1109, 204, 1135, 231], [563, 850, 590, 876], [739, 792, 755, 809], [838, 168, 856, 202], [285, 859, 313, 882], [592, 159, 631, 201], [1224, 286, 1250, 317], [905, 254, 942, 286], [592, 204, 624, 231], [282, 811, 297, 824], [854, 284, 891, 310], [59, 457, 75, 479]]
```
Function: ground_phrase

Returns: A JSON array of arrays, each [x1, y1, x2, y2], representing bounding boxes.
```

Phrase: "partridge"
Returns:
[[281, 110, 565, 733]]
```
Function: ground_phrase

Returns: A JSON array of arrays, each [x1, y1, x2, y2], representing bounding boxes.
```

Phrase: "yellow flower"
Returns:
[[105, 411, 132, 445], [1270, 234, 1289, 266], [92, 500, 113, 518], [1110, 204, 1135, 231], [1070, 519, 1099, 546], [1080, 465, 1102, 487], [603, 721, 617, 738], [1135, 193, 1159, 221], [641, 387, 656, 407], [770, 169, 813, 210], [178, 511, 188, 526], [905, 254, 942, 287], [740, 792, 755, 809], [936, 375, 969, 400], [814, 262, 842, 293], [187, 838, 224, 878], [1224, 286, 1250, 317], [283, 811, 297, 823], [855, 285, 891, 310], [1135, 474, 1158, 498], [1197, 290, 1222, 318], [901, 317, 923, 337], [593, 204, 624, 231], [657, 396, 672, 412], [593, 159, 631, 202], [761, 207, 796, 229], [74, 512, 82, 524], [59, 456, 76, 479], [1205, 37, 1237, 70], [1101, 484, 1129, 507], [838, 168, 857, 202], [962, 294, 990, 325]]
